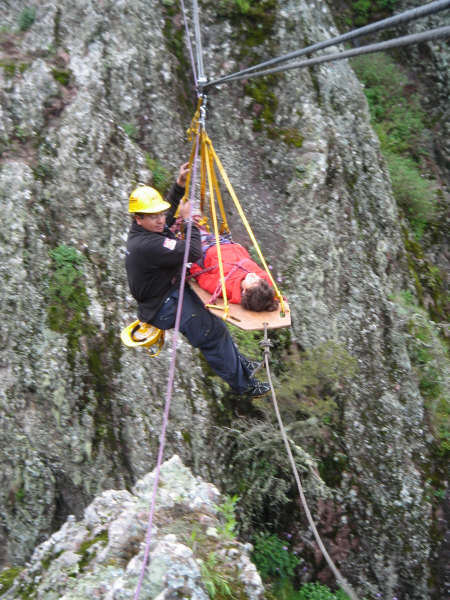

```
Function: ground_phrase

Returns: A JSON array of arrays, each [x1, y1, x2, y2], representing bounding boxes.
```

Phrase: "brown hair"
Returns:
[[241, 280, 279, 312]]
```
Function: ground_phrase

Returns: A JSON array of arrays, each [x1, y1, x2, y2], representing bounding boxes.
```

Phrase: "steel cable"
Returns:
[[208, 26, 450, 84], [205, 0, 450, 88], [180, 0, 198, 87]]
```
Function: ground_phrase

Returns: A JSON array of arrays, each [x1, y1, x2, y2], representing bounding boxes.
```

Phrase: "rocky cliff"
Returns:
[[1, 455, 264, 599], [0, 1, 448, 599]]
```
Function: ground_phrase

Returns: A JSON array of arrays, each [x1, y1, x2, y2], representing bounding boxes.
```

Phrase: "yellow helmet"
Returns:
[[120, 320, 165, 357], [128, 186, 171, 214]]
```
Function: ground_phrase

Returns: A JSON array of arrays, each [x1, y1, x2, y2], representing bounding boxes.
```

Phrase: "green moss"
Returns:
[[77, 531, 109, 572], [162, 3, 195, 114], [245, 76, 279, 131], [0, 567, 23, 595], [46, 245, 93, 364], [145, 155, 173, 195], [182, 429, 192, 445], [32, 162, 53, 181], [1, 61, 17, 77], [15, 485, 25, 503], [280, 128, 304, 148], [217, 0, 277, 47], [402, 227, 448, 323], [51, 68, 71, 86], [121, 122, 138, 141]]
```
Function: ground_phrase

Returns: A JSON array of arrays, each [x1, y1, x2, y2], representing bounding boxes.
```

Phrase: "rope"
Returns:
[[133, 138, 200, 600], [180, 0, 198, 87], [205, 0, 450, 88], [210, 26, 450, 83], [261, 325, 360, 600]]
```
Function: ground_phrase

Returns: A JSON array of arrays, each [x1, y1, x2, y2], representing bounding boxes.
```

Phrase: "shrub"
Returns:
[[384, 152, 437, 240], [252, 533, 300, 580], [216, 494, 240, 540], [351, 0, 398, 26], [296, 582, 349, 600], [145, 155, 173, 195], [351, 53, 438, 237], [18, 7, 36, 31]]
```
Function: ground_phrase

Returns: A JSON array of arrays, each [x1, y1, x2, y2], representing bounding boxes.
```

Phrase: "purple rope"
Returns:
[[180, 0, 198, 88], [133, 137, 200, 600]]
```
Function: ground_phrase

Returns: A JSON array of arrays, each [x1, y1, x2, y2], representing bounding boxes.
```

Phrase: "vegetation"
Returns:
[[121, 122, 138, 141], [270, 580, 350, 600], [350, 0, 398, 26], [391, 291, 449, 458], [216, 494, 240, 540], [0, 567, 22, 595], [295, 582, 349, 600], [145, 155, 173, 196], [77, 531, 109, 571], [251, 532, 300, 580], [351, 53, 438, 240], [52, 68, 71, 87], [18, 7, 36, 32], [200, 552, 236, 600], [46, 244, 92, 361]]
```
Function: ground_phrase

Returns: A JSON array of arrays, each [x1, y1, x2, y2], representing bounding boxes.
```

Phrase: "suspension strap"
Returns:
[[205, 135, 286, 315], [203, 136, 230, 319]]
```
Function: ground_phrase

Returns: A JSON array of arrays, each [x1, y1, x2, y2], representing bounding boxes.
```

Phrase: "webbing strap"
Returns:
[[201, 130, 230, 234], [204, 138, 229, 319], [205, 135, 286, 315], [183, 100, 287, 319], [181, 99, 203, 214]]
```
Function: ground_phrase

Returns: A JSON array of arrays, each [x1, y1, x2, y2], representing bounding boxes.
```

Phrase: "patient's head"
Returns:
[[241, 273, 278, 312]]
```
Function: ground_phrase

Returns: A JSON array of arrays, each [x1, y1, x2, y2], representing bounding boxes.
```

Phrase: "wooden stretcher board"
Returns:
[[189, 281, 291, 331]]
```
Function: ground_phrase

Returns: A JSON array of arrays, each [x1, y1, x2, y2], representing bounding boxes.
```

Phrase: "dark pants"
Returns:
[[151, 286, 252, 393]]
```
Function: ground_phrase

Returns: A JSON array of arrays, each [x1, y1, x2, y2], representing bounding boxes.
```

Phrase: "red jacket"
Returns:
[[190, 243, 272, 304]]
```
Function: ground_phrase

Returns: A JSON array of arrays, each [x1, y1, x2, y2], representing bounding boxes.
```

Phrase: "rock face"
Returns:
[[1, 455, 264, 599], [0, 1, 447, 599]]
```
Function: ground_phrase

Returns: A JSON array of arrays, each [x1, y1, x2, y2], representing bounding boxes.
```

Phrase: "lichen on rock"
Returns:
[[3, 455, 264, 600]]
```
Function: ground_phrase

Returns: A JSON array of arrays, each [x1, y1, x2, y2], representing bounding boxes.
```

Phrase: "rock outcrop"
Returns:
[[1, 455, 263, 599]]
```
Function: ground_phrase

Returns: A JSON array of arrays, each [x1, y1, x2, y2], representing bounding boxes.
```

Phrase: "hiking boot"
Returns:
[[244, 379, 270, 398], [239, 354, 261, 376]]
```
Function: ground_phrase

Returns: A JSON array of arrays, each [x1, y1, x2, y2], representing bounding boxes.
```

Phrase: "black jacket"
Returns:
[[125, 182, 202, 323]]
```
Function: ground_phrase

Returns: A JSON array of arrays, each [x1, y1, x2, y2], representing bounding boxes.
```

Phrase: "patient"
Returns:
[[189, 230, 279, 312]]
